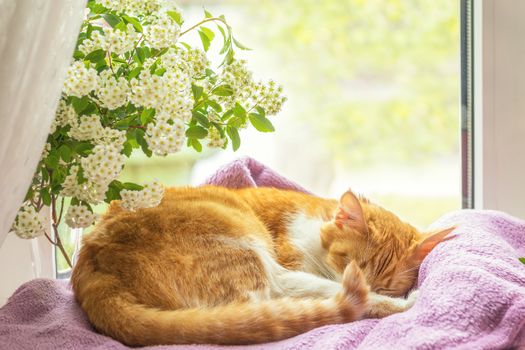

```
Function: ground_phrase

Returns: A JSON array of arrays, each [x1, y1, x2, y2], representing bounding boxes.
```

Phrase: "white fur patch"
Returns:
[[242, 236, 341, 298], [286, 212, 340, 280]]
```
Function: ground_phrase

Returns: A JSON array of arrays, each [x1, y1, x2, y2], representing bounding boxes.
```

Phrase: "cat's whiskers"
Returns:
[[396, 265, 419, 277]]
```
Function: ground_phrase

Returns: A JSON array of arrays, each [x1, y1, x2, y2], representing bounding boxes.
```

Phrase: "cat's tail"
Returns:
[[72, 260, 368, 346]]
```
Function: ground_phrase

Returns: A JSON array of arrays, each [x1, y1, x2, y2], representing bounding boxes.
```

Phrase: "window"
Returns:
[[56, 0, 463, 273]]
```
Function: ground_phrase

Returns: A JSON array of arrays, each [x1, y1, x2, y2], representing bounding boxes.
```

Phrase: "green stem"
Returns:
[[51, 194, 73, 268], [180, 17, 229, 37]]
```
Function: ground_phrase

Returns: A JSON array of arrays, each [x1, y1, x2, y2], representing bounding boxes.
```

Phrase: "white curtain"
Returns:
[[0, 0, 86, 246]]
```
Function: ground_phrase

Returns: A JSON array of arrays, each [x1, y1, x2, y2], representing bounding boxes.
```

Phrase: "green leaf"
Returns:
[[185, 126, 208, 139], [74, 142, 94, 155], [249, 113, 275, 132], [24, 186, 34, 202], [135, 129, 152, 157], [211, 122, 225, 138], [122, 182, 144, 191], [114, 21, 127, 31], [114, 115, 135, 130], [135, 47, 146, 64], [221, 109, 234, 120], [154, 68, 166, 76], [87, 2, 107, 14], [192, 110, 210, 128], [94, 61, 108, 73], [140, 108, 155, 125], [204, 9, 213, 18], [73, 50, 85, 60], [212, 84, 234, 96], [192, 84, 204, 100], [219, 35, 231, 55], [200, 26, 215, 41], [167, 11, 183, 26], [83, 102, 97, 115], [520, 257, 525, 265], [104, 185, 122, 203], [122, 15, 143, 33], [70, 197, 80, 206], [216, 24, 227, 45], [122, 141, 133, 157], [226, 126, 241, 151], [188, 138, 203, 152], [198, 30, 211, 52], [233, 37, 251, 50], [76, 166, 88, 184], [103, 14, 122, 28], [256, 106, 266, 117], [224, 48, 234, 65], [40, 189, 51, 206], [233, 103, 246, 118], [207, 99, 222, 112], [58, 145, 72, 163], [128, 66, 143, 80], [84, 49, 106, 63], [71, 96, 90, 114]]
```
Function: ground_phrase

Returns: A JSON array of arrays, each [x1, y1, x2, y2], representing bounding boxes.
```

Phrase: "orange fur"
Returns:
[[71, 186, 453, 346]]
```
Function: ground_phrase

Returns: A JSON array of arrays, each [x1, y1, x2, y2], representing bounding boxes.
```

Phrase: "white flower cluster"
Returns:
[[50, 100, 77, 134], [68, 115, 104, 141], [65, 204, 98, 228], [250, 80, 286, 115], [222, 59, 252, 93], [68, 113, 126, 147], [130, 70, 166, 108], [178, 48, 210, 77], [96, 70, 129, 109], [220, 60, 253, 109], [219, 60, 286, 115], [11, 204, 44, 239], [63, 61, 98, 97], [104, 24, 139, 55], [79, 31, 105, 55], [120, 180, 164, 211], [144, 14, 180, 49], [144, 117, 186, 156], [96, 0, 161, 15], [60, 165, 108, 203], [130, 63, 193, 156], [81, 144, 125, 185], [41, 142, 51, 159], [207, 127, 227, 148]]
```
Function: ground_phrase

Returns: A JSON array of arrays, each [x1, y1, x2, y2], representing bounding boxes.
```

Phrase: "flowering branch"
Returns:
[[10, 0, 286, 269]]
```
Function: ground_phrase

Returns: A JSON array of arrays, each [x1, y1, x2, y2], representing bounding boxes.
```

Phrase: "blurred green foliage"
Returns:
[[227, 0, 459, 166]]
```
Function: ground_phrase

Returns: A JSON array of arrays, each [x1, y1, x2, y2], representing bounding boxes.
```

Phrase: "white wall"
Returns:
[[474, 0, 525, 219]]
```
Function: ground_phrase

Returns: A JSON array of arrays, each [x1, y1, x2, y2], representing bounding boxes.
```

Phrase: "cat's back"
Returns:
[[93, 185, 262, 245]]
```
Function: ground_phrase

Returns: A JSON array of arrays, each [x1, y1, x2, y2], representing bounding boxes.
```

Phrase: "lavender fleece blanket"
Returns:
[[1, 157, 525, 349]]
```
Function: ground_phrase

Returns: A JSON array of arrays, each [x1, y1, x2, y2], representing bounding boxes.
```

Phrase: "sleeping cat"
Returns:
[[71, 186, 454, 346]]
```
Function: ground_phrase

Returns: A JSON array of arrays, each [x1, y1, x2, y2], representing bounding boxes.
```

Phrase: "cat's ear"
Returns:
[[411, 226, 457, 263], [335, 190, 368, 234]]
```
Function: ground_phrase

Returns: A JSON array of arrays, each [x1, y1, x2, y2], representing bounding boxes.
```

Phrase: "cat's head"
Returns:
[[321, 190, 455, 297]]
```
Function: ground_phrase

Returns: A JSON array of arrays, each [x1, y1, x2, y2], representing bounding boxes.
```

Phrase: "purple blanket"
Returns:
[[1, 157, 525, 349]]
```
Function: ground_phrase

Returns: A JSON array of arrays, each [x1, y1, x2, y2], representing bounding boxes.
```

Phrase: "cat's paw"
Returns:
[[406, 289, 419, 310], [365, 290, 418, 318], [404, 289, 419, 310]]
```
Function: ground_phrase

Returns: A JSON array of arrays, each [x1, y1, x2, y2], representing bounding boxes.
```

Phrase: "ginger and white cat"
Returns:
[[71, 186, 453, 346]]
